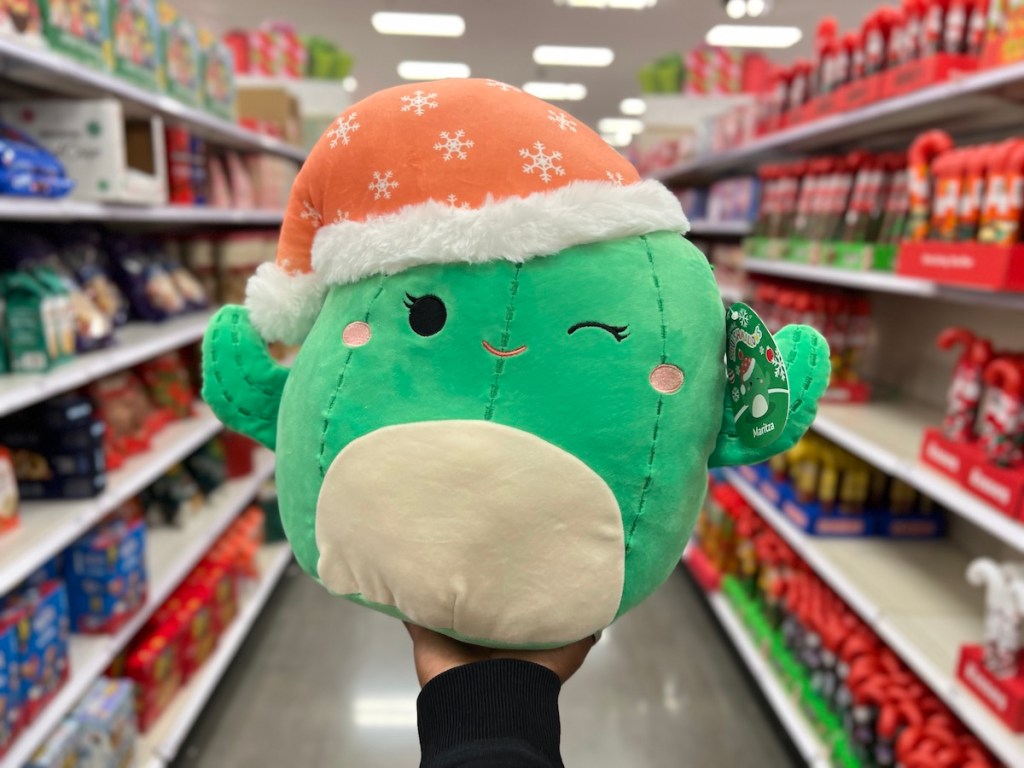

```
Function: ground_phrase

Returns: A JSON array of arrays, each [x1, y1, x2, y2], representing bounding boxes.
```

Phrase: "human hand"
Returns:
[[405, 623, 596, 687]]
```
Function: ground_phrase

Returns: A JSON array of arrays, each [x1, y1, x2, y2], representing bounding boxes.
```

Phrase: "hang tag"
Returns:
[[726, 303, 790, 447]]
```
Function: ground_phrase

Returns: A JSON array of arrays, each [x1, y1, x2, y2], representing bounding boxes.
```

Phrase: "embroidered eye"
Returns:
[[567, 321, 629, 342], [404, 293, 447, 337]]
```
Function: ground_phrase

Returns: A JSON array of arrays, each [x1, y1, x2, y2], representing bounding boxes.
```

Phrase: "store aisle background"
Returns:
[[173, 565, 794, 768]]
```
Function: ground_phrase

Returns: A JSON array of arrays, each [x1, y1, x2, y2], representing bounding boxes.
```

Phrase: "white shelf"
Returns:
[[0, 312, 212, 419], [688, 219, 752, 238], [812, 401, 1024, 552], [742, 259, 1024, 311], [0, 199, 284, 225], [0, 37, 306, 161], [0, 405, 223, 596], [0, 453, 276, 768], [652, 60, 1024, 185], [687, 570, 831, 768], [721, 468, 1024, 766], [138, 542, 292, 768]]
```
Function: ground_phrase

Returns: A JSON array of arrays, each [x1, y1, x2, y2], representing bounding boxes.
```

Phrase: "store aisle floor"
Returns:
[[174, 564, 796, 768]]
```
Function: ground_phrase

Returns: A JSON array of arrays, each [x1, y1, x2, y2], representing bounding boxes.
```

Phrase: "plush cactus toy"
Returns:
[[202, 79, 830, 648]]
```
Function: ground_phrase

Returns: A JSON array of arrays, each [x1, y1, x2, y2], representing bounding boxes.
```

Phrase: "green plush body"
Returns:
[[203, 233, 830, 648]]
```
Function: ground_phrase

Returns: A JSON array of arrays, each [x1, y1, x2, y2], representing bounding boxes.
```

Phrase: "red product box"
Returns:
[[165, 127, 195, 205], [684, 545, 721, 592], [957, 645, 1024, 731], [154, 586, 216, 683], [897, 241, 1024, 291], [122, 624, 183, 732], [920, 427, 973, 483], [838, 75, 884, 112], [881, 54, 978, 99], [809, 91, 841, 121], [187, 561, 237, 635], [920, 428, 1024, 519]]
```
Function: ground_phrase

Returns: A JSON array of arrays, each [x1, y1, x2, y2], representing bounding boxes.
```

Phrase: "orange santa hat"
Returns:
[[247, 78, 690, 343]]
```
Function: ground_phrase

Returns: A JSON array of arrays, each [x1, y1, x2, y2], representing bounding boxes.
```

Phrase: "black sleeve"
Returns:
[[417, 659, 563, 768]]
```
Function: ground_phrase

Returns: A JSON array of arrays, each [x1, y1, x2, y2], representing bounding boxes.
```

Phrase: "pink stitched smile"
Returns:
[[482, 340, 527, 358]]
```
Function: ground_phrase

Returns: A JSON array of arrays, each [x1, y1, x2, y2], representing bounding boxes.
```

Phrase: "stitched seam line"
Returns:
[[627, 236, 667, 551], [318, 279, 386, 477], [230, 311, 283, 398], [485, 265, 521, 421], [209, 324, 273, 422]]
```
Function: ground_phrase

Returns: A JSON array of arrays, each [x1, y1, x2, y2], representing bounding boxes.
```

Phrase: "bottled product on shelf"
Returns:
[[737, 431, 947, 537], [688, 474, 999, 766], [749, 280, 872, 402], [896, 130, 1024, 290], [922, 326, 1024, 518]]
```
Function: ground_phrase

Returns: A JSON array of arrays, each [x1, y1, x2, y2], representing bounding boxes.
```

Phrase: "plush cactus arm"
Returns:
[[202, 305, 289, 450], [708, 324, 830, 468]]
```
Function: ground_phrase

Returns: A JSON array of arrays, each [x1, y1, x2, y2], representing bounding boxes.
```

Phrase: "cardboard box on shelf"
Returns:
[[37, 0, 110, 71], [109, 0, 162, 92], [158, 1, 200, 107], [199, 27, 237, 121], [0, 99, 169, 204], [0, 0, 43, 43], [236, 86, 301, 146]]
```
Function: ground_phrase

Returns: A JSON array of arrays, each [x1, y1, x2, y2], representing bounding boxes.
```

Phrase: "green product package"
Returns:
[[159, 8, 200, 106], [31, 268, 76, 363], [3, 273, 54, 373], [38, 0, 112, 71], [199, 32, 237, 120], [830, 242, 897, 272], [108, 0, 162, 92]]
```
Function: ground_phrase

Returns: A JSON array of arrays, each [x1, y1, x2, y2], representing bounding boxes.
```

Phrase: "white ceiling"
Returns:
[[175, 0, 871, 129]]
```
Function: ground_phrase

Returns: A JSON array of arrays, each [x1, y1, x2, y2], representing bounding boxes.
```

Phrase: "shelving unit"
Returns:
[[741, 259, 1024, 311], [0, 37, 306, 161], [0, 405, 222, 596], [0, 199, 284, 225], [810, 401, 1024, 552], [687, 219, 753, 238], [721, 468, 1024, 766], [653, 60, 1024, 186], [138, 543, 292, 768], [0, 312, 212, 419], [683, 557, 830, 768], [0, 452, 277, 768]]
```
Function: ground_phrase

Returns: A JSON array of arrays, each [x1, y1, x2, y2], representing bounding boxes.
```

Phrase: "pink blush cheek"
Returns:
[[650, 364, 684, 394], [343, 321, 372, 347]]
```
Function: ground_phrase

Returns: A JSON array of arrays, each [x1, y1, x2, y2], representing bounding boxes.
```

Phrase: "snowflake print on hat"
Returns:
[[446, 194, 470, 209], [369, 170, 399, 200], [299, 200, 323, 228], [547, 110, 577, 132], [520, 141, 565, 184], [434, 130, 474, 161], [327, 112, 360, 148], [401, 90, 439, 116], [606, 171, 624, 187], [485, 79, 521, 92], [333, 210, 349, 223]]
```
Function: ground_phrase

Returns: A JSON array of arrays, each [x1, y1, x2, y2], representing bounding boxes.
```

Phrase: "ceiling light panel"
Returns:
[[597, 117, 644, 134], [372, 12, 465, 37], [533, 45, 615, 67], [558, 0, 657, 7], [522, 81, 588, 100], [397, 61, 471, 80], [705, 24, 802, 48], [619, 97, 646, 116]]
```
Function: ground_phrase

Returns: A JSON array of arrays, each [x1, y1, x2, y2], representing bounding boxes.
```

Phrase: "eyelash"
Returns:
[[403, 293, 418, 308], [567, 322, 629, 342]]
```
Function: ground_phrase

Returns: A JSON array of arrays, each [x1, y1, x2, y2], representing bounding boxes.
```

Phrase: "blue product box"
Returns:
[[72, 677, 138, 766], [0, 611, 23, 756], [26, 718, 81, 768], [15, 581, 70, 721], [66, 518, 147, 634]]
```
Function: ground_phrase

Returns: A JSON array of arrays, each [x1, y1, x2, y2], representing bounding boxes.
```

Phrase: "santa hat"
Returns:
[[247, 78, 689, 343]]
